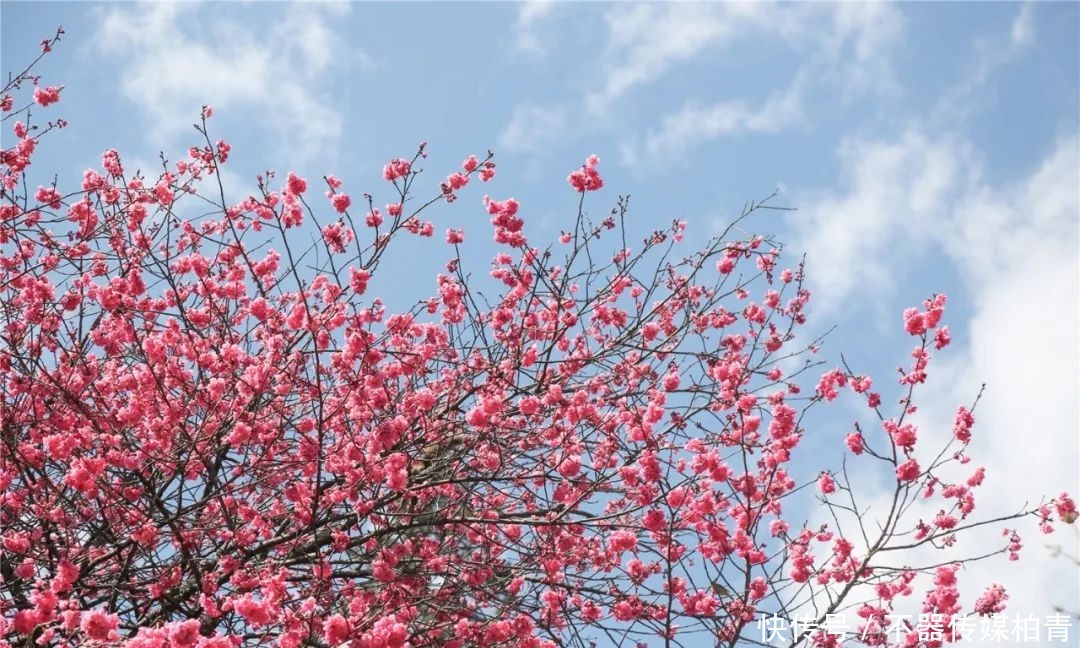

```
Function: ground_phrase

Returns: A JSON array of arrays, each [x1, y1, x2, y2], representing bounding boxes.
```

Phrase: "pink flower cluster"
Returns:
[[567, 154, 603, 192], [33, 85, 61, 107], [382, 157, 411, 182]]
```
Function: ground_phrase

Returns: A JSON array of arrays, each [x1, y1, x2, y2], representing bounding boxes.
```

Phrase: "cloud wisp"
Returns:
[[92, 1, 360, 165], [792, 126, 1079, 633], [592, 3, 904, 166]]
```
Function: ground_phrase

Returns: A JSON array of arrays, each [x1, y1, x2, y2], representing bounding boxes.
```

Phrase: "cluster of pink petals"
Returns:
[[567, 154, 603, 192], [33, 85, 61, 106]]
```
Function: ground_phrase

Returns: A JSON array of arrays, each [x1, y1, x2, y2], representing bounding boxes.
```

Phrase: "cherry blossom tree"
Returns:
[[2, 31, 1076, 648]]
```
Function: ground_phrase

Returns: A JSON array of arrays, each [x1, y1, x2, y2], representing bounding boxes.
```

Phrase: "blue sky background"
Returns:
[[2, 2, 1078, 645]]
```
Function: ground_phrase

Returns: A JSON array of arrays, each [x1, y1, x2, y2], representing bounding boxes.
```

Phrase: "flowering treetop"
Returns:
[[1, 30, 1075, 648]]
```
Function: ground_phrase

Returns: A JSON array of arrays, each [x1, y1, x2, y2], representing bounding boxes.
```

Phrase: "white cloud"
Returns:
[[793, 131, 1080, 637], [500, 3, 901, 168], [92, 1, 360, 165], [586, 3, 750, 114], [913, 136, 1078, 636], [514, 1, 556, 55], [788, 10, 1077, 622], [793, 4, 1057, 317], [931, 3, 1037, 129], [821, 1, 903, 98], [639, 71, 805, 161], [790, 130, 973, 317], [594, 2, 903, 165], [498, 103, 567, 155], [1010, 2, 1035, 47]]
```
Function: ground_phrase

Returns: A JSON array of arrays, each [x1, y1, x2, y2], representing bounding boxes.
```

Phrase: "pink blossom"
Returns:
[[331, 192, 351, 213], [1055, 493, 1078, 524], [382, 158, 411, 182], [567, 154, 603, 192], [953, 406, 974, 443], [973, 584, 1008, 616], [896, 459, 921, 482], [102, 148, 123, 177], [642, 509, 666, 532], [934, 511, 957, 529], [168, 620, 202, 647], [885, 420, 918, 450], [323, 614, 350, 645], [818, 472, 837, 495], [35, 185, 63, 209], [349, 267, 369, 295], [851, 375, 872, 393], [903, 308, 926, 335], [322, 222, 353, 253], [286, 172, 307, 195], [80, 610, 119, 641], [609, 529, 638, 553], [816, 368, 848, 402], [1003, 528, 1023, 560], [446, 171, 469, 190], [33, 85, 61, 107], [557, 454, 581, 478], [934, 325, 951, 349], [2, 533, 30, 553], [234, 595, 272, 627]]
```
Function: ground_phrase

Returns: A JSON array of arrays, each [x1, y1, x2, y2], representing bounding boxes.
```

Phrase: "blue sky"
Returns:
[[2, 1, 1078, 645]]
